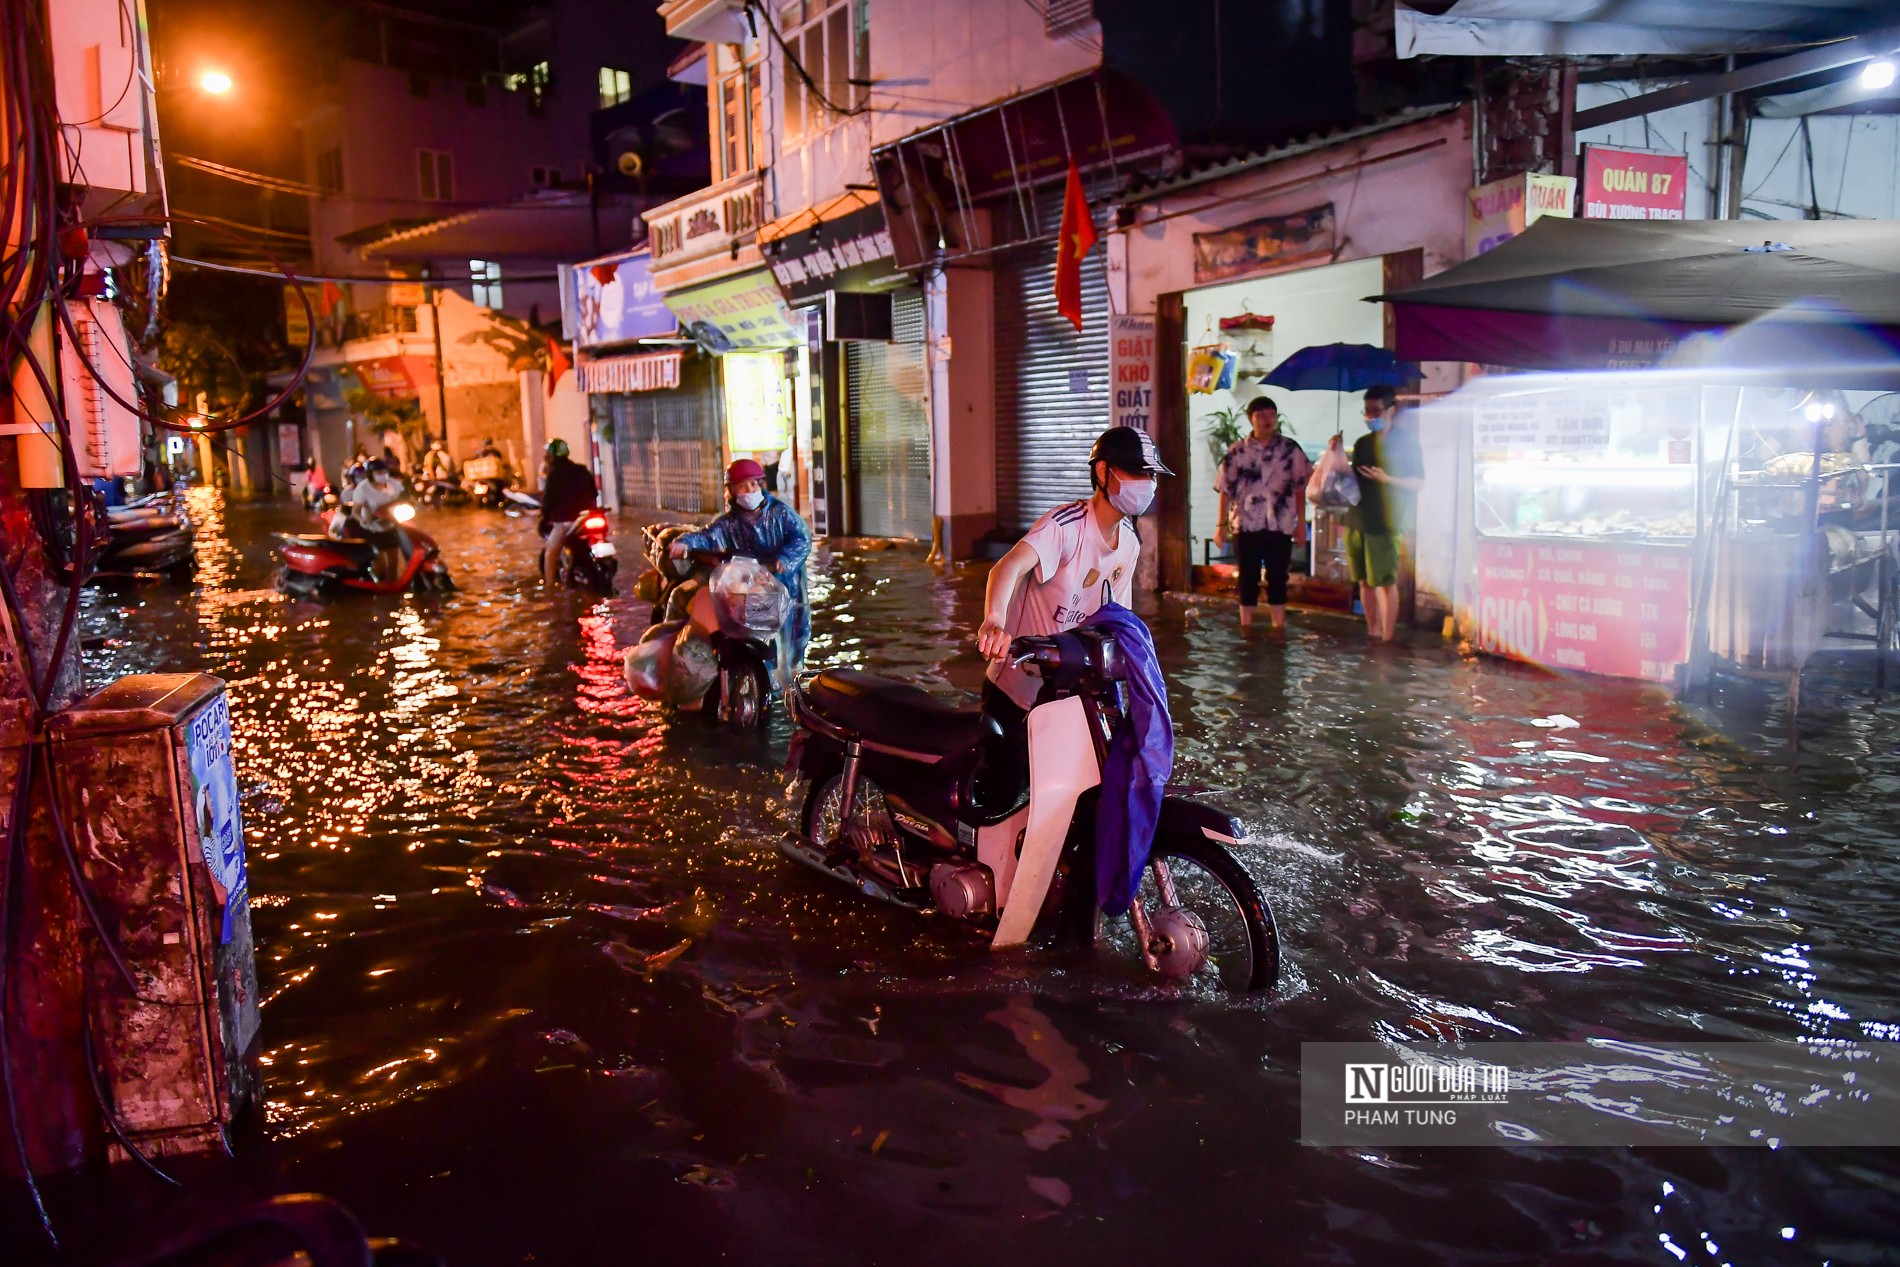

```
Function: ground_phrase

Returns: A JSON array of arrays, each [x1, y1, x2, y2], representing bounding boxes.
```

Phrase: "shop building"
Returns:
[[1116, 106, 1476, 598]]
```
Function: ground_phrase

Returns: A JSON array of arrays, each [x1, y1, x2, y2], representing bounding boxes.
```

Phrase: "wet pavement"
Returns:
[[53, 487, 1900, 1264]]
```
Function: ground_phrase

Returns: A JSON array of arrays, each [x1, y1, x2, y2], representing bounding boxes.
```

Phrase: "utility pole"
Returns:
[[425, 266, 450, 447]]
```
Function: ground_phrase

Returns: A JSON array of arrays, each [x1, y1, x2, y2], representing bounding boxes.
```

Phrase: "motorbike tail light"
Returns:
[[582, 514, 607, 531]]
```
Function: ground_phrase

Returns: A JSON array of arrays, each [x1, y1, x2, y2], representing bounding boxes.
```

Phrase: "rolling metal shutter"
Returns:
[[611, 354, 723, 514], [993, 188, 1109, 533], [844, 290, 931, 539]]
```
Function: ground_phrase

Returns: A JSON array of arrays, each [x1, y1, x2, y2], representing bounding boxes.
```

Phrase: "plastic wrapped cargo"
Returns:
[[622, 619, 684, 700], [708, 556, 790, 636]]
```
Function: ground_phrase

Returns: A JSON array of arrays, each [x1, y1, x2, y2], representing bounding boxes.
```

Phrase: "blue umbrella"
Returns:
[[1263, 343, 1422, 435]]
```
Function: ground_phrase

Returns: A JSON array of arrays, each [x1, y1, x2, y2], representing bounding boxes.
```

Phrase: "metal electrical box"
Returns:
[[47, 674, 261, 1159]]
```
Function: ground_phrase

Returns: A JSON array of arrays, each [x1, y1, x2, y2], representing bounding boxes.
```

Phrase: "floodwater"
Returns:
[[48, 487, 1900, 1264]]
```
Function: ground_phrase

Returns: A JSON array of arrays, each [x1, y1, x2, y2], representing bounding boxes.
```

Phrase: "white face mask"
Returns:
[[736, 490, 765, 511], [1107, 475, 1155, 517]]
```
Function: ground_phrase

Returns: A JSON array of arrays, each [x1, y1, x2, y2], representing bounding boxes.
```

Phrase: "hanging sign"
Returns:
[[1582, 146, 1689, 221], [277, 423, 302, 467], [1109, 314, 1156, 432], [1466, 173, 1576, 257], [568, 250, 674, 348], [763, 200, 900, 304], [576, 348, 683, 394], [664, 269, 803, 353]]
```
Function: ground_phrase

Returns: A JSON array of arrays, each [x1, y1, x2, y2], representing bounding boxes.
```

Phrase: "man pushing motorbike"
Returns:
[[976, 425, 1171, 749], [669, 458, 813, 668]]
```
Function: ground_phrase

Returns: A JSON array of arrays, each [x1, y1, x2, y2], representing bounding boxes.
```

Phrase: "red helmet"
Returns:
[[726, 458, 765, 484]]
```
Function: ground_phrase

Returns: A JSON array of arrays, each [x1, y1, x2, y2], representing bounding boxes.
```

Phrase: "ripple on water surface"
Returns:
[[62, 491, 1900, 1265]]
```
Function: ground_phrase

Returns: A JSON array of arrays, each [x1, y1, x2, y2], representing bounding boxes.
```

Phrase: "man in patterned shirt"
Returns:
[[1214, 397, 1312, 632]]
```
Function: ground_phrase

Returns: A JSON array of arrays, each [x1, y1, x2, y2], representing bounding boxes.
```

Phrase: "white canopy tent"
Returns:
[[1396, 1, 1892, 58]]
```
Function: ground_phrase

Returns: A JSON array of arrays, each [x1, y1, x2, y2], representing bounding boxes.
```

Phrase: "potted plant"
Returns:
[[1203, 406, 1245, 466]]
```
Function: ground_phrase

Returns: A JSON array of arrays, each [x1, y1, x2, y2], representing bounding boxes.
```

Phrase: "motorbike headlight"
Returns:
[[391, 503, 417, 524]]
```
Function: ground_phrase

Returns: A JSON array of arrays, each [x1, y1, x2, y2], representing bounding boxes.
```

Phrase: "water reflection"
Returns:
[[62, 490, 1900, 1264]]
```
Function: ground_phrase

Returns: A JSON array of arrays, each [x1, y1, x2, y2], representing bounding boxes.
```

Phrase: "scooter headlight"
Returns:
[[391, 503, 417, 524]]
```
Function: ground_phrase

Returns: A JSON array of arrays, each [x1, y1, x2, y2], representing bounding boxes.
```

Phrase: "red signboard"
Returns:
[[1475, 540, 1691, 683], [350, 355, 436, 397], [1581, 146, 1689, 221]]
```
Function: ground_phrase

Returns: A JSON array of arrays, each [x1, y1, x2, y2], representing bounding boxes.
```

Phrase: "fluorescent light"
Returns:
[[1861, 60, 1896, 91]]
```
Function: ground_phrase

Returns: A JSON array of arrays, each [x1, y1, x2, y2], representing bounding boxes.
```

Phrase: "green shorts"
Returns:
[[1346, 528, 1399, 588]]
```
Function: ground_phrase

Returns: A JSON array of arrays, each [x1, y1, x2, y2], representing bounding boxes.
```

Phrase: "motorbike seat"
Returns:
[[803, 669, 998, 759], [279, 534, 377, 563]]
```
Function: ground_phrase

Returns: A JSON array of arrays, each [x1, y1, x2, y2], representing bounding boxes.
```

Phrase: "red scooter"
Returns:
[[274, 503, 455, 597]]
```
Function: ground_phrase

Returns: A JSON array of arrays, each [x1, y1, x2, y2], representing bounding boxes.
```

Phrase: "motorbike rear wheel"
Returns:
[[704, 658, 769, 728], [1094, 833, 1279, 994]]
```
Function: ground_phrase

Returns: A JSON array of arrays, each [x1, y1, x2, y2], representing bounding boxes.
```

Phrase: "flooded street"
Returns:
[[68, 488, 1900, 1265]]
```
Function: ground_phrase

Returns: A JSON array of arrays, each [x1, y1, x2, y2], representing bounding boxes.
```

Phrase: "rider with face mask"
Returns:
[[333, 458, 408, 580], [977, 425, 1171, 738], [668, 459, 814, 666]]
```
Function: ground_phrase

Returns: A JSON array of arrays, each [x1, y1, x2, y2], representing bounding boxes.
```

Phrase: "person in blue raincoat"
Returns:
[[669, 458, 814, 667]]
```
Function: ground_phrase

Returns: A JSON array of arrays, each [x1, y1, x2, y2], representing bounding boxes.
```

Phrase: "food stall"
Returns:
[[1380, 218, 1900, 695]]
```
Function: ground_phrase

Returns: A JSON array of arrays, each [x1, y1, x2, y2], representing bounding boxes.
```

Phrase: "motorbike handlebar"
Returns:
[[1008, 636, 1062, 669]]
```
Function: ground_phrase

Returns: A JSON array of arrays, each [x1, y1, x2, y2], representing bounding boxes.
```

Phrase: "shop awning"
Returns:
[[757, 190, 900, 304], [1375, 218, 1900, 380], [1394, 1, 1889, 57], [871, 67, 1178, 269], [347, 355, 437, 397]]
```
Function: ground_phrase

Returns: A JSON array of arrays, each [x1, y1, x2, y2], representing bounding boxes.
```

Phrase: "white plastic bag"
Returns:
[[667, 625, 718, 703], [709, 556, 790, 636], [623, 619, 684, 700], [1307, 439, 1361, 512]]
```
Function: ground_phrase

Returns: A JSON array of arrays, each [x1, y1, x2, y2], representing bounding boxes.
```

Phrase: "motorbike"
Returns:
[[547, 508, 617, 592], [273, 503, 455, 597], [92, 491, 195, 580], [782, 626, 1280, 993], [420, 476, 469, 507], [629, 523, 782, 728]]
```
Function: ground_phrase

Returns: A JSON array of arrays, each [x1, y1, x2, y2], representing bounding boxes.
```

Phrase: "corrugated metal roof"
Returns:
[[1397, 1, 1895, 58], [1122, 103, 1466, 202]]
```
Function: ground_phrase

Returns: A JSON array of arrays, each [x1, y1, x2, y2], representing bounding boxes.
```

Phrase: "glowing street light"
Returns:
[[198, 69, 233, 95], [1861, 60, 1897, 91]]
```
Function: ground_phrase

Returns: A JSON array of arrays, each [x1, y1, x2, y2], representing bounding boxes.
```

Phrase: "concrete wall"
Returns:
[[762, 0, 1101, 220]]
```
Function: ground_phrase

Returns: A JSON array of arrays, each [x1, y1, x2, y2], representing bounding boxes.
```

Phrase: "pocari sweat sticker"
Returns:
[[184, 695, 249, 944]]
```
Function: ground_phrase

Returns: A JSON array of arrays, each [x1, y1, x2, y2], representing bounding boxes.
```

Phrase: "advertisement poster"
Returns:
[[1475, 540, 1690, 682], [1466, 173, 1576, 257], [1582, 146, 1689, 220], [184, 694, 249, 945], [276, 423, 302, 467], [570, 251, 674, 349], [1193, 204, 1335, 284], [1109, 314, 1156, 433], [665, 271, 803, 353]]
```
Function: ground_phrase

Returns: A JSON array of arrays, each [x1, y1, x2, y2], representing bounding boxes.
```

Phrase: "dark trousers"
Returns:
[[1235, 529, 1294, 607]]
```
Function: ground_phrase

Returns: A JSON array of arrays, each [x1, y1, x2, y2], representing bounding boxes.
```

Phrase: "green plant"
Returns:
[[344, 386, 431, 460], [1203, 407, 1245, 466]]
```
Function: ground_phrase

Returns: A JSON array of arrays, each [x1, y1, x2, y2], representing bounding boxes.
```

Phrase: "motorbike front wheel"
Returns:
[[1094, 833, 1279, 994], [705, 659, 769, 728]]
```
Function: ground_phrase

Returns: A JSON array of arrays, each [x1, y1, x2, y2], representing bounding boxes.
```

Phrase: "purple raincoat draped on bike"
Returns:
[[1081, 603, 1174, 915]]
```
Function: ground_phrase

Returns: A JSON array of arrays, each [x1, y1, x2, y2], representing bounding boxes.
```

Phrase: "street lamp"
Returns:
[[1860, 60, 1896, 91], [198, 69, 233, 95]]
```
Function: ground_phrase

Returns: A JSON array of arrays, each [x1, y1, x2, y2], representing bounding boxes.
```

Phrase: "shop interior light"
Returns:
[[1480, 463, 1697, 489], [199, 69, 234, 95], [1861, 60, 1897, 91]]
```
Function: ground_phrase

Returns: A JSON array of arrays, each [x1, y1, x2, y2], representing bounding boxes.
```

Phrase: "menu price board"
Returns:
[[1476, 540, 1690, 682]]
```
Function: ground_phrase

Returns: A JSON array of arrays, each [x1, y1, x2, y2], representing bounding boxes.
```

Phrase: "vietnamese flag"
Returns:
[[318, 281, 343, 317], [1053, 160, 1097, 333], [546, 336, 571, 395]]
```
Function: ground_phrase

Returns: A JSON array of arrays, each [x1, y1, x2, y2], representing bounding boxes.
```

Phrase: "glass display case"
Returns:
[[1472, 383, 1704, 544]]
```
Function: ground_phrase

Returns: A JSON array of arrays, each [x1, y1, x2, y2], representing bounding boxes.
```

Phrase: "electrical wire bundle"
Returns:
[[0, 0, 315, 1245]]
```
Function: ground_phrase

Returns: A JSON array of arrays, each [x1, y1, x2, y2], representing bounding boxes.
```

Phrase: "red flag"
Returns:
[[1053, 160, 1098, 333], [318, 281, 343, 317], [546, 336, 570, 395]]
